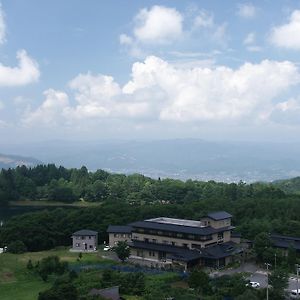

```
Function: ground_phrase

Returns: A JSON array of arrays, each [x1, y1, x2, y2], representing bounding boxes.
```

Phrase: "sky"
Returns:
[[1, 0, 300, 143]]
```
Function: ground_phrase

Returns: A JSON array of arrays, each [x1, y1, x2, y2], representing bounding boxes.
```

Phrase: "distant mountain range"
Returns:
[[0, 153, 42, 169], [2, 139, 300, 182]]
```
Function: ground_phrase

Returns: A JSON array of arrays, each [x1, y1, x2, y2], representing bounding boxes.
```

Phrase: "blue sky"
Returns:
[[1, 0, 300, 143]]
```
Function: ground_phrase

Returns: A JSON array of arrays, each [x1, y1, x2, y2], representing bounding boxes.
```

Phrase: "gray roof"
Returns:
[[72, 229, 98, 236], [130, 240, 238, 262], [271, 234, 300, 251], [107, 225, 132, 234], [130, 220, 234, 236], [205, 211, 232, 221]]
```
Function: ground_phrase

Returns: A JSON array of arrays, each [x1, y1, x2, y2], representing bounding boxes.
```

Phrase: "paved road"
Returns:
[[210, 263, 299, 292]]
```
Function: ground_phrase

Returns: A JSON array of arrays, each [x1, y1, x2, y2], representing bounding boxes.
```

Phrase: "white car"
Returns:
[[247, 281, 260, 288], [103, 246, 112, 251], [290, 289, 300, 299]]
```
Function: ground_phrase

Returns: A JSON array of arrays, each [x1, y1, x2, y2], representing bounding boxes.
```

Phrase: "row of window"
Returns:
[[113, 233, 132, 238], [75, 243, 94, 249], [133, 228, 214, 241], [75, 236, 94, 240]]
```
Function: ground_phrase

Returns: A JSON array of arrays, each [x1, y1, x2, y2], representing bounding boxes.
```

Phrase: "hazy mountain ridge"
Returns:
[[1, 139, 300, 182], [0, 153, 42, 169]]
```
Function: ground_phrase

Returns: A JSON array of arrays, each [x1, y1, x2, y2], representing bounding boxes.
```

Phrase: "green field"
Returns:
[[0, 248, 105, 300]]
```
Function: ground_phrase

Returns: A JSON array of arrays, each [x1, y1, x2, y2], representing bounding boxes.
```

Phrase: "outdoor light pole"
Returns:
[[265, 263, 271, 300]]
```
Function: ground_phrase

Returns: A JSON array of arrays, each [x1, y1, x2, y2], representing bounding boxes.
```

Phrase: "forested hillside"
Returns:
[[273, 176, 300, 194], [0, 165, 300, 252]]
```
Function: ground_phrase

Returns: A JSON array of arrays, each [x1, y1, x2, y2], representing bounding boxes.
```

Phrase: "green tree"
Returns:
[[114, 241, 130, 262], [188, 270, 211, 295], [269, 268, 288, 300], [253, 232, 273, 262], [7, 240, 27, 254]]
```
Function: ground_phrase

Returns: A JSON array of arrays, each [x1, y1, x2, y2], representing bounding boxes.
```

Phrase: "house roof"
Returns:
[[129, 220, 234, 236], [130, 240, 238, 262], [130, 240, 203, 262], [205, 211, 232, 221], [107, 225, 132, 234], [72, 229, 98, 236], [89, 286, 120, 300], [271, 234, 300, 251]]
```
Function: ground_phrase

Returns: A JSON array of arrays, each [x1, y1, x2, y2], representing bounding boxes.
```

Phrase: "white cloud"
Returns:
[[23, 56, 300, 127], [0, 50, 40, 87], [119, 34, 133, 45], [133, 5, 183, 44], [244, 32, 255, 45], [193, 10, 214, 28], [243, 32, 262, 52], [23, 89, 69, 126], [270, 10, 300, 50], [0, 3, 6, 44], [237, 3, 257, 19], [123, 56, 299, 122], [271, 98, 300, 124]]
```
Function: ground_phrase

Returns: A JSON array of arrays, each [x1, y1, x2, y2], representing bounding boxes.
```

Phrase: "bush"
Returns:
[[7, 240, 27, 254]]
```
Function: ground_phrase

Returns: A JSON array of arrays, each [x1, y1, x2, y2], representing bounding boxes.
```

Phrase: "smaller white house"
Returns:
[[71, 229, 98, 252]]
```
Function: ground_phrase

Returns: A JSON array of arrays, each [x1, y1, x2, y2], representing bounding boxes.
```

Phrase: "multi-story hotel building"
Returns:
[[107, 211, 242, 269]]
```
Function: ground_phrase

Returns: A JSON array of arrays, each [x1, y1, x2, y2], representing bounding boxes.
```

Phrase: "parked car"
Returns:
[[103, 245, 112, 251], [290, 289, 300, 299], [246, 281, 260, 288]]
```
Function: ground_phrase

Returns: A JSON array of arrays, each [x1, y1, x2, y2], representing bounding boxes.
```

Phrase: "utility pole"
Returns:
[[297, 264, 299, 299], [265, 263, 271, 300]]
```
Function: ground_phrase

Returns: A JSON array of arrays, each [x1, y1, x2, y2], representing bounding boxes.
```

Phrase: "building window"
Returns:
[[182, 243, 188, 248], [149, 251, 155, 257], [171, 241, 176, 246], [75, 243, 80, 247], [177, 233, 183, 238], [89, 245, 93, 249], [188, 234, 195, 240], [89, 236, 92, 239], [163, 240, 169, 244], [218, 232, 224, 239], [152, 239, 157, 243], [114, 233, 119, 238], [144, 238, 149, 243]]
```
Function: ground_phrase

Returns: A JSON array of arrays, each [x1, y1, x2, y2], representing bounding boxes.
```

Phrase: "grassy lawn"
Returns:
[[0, 248, 106, 300]]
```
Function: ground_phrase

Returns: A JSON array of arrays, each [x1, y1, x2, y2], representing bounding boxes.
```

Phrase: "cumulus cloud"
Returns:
[[0, 50, 40, 87], [124, 56, 299, 122], [237, 3, 257, 19], [24, 56, 300, 127], [0, 3, 5, 44], [23, 89, 69, 126], [270, 10, 300, 50], [133, 5, 183, 44]]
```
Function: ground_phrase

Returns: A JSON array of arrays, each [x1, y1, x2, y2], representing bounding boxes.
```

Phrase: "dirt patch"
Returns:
[[1, 272, 15, 283], [171, 281, 189, 288]]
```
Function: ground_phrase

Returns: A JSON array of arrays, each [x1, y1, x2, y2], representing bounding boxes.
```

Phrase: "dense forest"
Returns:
[[0, 164, 300, 252]]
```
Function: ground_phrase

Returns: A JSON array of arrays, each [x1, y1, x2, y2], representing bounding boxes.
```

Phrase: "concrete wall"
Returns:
[[72, 235, 97, 251], [109, 233, 132, 247], [201, 217, 231, 229]]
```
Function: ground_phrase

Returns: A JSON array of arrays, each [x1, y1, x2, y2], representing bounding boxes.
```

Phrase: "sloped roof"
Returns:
[[205, 211, 232, 221], [271, 234, 300, 251], [130, 240, 238, 262], [107, 225, 132, 233], [72, 229, 98, 236]]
